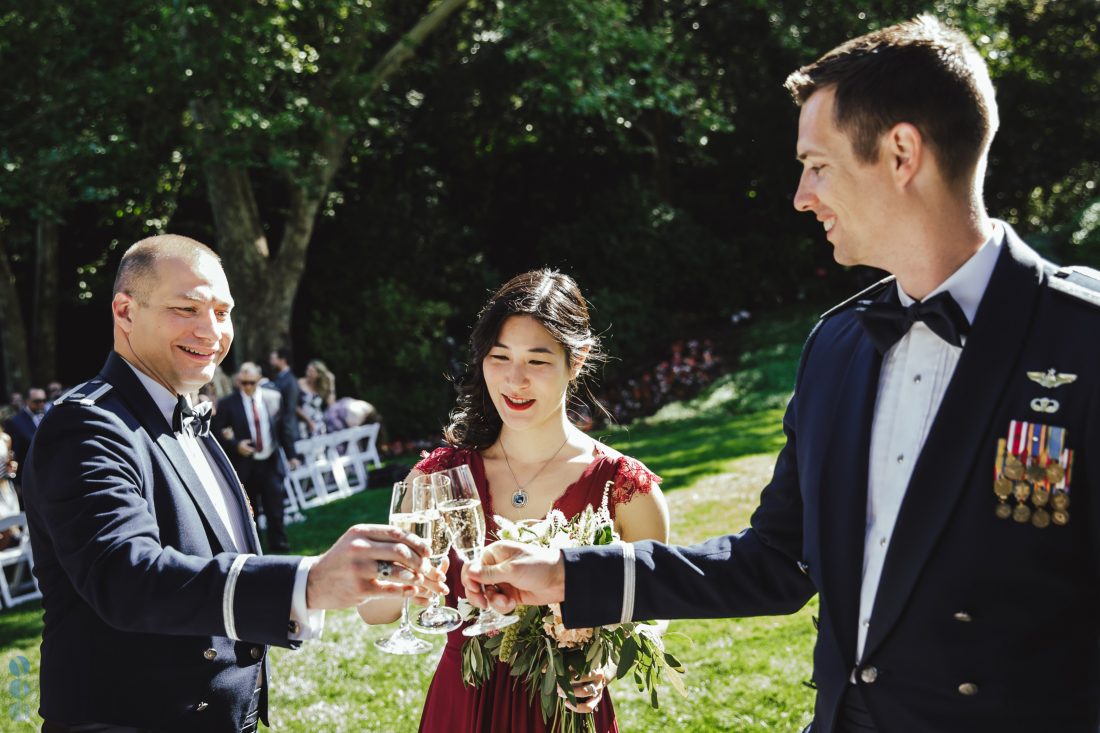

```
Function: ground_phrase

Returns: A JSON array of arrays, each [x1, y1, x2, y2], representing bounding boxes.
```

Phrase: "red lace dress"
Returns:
[[415, 444, 661, 733]]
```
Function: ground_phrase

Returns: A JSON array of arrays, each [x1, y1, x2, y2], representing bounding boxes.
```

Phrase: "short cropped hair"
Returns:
[[112, 235, 220, 303], [784, 15, 998, 185], [272, 347, 292, 363], [237, 362, 262, 379]]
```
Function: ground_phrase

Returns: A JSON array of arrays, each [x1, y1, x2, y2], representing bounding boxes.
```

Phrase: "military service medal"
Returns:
[[993, 420, 1074, 527]]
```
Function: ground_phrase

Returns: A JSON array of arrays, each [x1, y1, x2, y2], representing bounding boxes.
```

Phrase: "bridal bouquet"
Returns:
[[460, 484, 686, 733]]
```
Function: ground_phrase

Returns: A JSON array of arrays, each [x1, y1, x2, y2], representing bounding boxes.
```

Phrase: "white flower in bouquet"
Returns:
[[542, 603, 594, 649]]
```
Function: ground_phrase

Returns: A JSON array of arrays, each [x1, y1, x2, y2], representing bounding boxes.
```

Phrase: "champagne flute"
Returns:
[[411, 474, 463, 633], [433, 464, 519, 637], [375, 481, 433, 655]]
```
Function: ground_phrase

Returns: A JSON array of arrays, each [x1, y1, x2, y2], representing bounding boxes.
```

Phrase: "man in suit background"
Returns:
[[3, 386, 46, 487], [23, 234, 442, 732], [268, 347, 300, 458], [463, 16, 1100, 733], [214, 362, 293, 552]]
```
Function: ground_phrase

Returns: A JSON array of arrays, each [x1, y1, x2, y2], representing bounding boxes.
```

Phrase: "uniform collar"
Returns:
[[121, 359, 189, 429], [897, 221, 1004, 325]]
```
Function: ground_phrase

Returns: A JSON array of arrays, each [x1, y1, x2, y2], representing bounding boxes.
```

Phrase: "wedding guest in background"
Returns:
[[46, 381, 64, 406], [297, 359, 336, 438], [0, 425, 21, 519], [268, 347, 301, 458], [464, 16, 1100, 733], [360, 269, 670, 733], [23, 234, 441, 732], [3, 386, 46, 487], [213, 362, 295, 553]]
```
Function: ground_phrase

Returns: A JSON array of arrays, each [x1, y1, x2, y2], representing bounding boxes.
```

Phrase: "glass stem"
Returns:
[[428, 557, 444, 610], [478, 584, 499, 619], [399, 597, 413, 632]]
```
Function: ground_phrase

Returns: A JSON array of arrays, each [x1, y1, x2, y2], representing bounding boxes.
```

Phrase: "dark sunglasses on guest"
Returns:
[[239, 380, 258, 386]]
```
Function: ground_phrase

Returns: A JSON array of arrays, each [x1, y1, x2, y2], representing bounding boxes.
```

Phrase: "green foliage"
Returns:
[[496, 0, 734, 153], [307, 276, 455, 437]]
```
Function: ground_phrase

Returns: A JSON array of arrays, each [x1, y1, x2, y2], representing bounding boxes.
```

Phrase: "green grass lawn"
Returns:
[[0, 307, 822, 732]]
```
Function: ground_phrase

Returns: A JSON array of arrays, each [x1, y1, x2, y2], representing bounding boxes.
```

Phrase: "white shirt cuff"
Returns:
[[290, 556, 325, 641]]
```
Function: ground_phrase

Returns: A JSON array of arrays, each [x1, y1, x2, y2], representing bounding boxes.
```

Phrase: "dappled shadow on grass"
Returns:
[[0, 604, 44, 650], [599, 408, 787, 491], [593, 309, 816, 492]]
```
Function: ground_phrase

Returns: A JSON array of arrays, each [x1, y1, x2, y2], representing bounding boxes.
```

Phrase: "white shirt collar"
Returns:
[[896, 222, 1004, 325], [121, 358, 188, 429]]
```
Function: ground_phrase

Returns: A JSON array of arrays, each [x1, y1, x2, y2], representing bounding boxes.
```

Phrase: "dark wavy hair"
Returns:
[[443, 269, 606, 450]]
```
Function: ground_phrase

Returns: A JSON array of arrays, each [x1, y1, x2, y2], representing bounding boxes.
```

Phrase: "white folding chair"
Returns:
[[0, 512, 42, 608], [334, 424, 382, 493], [277, 449, 307, 526], [285, 434, 351, 507]]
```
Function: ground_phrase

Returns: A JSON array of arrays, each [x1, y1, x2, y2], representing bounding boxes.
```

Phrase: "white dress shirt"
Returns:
[[241, 390, 276, 461], [856, 224, 1003, 662], [125, 363, 323, 640]]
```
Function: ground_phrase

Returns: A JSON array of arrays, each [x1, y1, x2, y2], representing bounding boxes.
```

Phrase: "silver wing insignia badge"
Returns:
[[1027, 369, 1077, 389]]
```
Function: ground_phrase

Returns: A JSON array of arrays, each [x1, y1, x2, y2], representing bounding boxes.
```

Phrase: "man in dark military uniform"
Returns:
[[23, 235, 441, 733], [462, 16, 1100, 733]]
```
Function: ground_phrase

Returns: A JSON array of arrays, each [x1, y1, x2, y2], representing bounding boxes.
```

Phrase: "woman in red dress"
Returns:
[[359, 269, 669, 733]]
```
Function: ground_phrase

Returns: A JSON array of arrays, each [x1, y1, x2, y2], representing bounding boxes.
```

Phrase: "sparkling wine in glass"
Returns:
[[375, 481, 433, 655], [432, 464, 519, 637], [411, 474, 463, 634]]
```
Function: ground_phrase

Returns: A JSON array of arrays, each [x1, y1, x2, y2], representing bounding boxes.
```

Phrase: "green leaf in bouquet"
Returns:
[[584, 636, 603, 666], [665, 661, 688, 697], [663, 651, 685, 673], [539, 683, 556, 722], [650, 685, 660, 710], [594, 523, 614, 545], [616, 636, 638, 680], [557, 670, 577, 706], [541, 661, 557, 697]]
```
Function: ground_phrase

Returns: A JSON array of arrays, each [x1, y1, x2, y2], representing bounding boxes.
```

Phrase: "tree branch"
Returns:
[[367, 0, 471, 95]]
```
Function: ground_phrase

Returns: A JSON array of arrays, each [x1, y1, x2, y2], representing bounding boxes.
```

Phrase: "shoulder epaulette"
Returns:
[[1049, 265, 1100, 309], [819, 275, 896, 321], [54, 380, 113, 407]]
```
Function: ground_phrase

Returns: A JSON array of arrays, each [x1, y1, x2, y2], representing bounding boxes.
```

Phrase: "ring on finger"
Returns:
[[377, 559, 393, 579]]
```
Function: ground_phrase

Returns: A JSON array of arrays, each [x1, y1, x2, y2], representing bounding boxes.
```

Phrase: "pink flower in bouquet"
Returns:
[[542, 603, 593, 649]]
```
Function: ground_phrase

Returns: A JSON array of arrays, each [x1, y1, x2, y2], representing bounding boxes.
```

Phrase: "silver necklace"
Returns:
[[500, 435, 570, 508]]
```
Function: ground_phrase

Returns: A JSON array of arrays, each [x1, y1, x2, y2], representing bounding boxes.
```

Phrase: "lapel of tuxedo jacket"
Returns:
[[861, 227, 1045, 659], [815, 314, 884, 666], [202, 433, 262, 555], [101, 353, 239, 554]]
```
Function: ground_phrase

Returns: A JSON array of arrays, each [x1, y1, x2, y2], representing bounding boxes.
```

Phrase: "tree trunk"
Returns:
[[196, 156, 273, 369], [0, 235, 32, 396], [31, 217, 59, 383], [194, 0, 471, 368], [195, 112, 351, 368]]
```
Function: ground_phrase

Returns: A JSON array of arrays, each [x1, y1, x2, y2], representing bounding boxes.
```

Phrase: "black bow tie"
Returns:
[[172, 395, 213, 438], [855, 290, 970, 355]]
